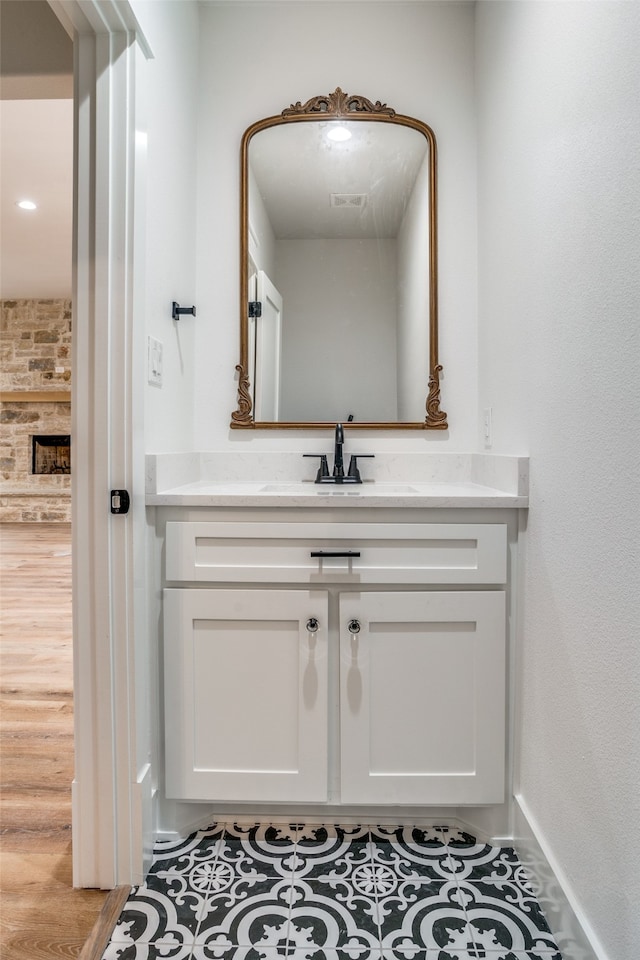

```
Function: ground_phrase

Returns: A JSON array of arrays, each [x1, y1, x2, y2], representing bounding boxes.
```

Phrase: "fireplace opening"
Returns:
[[31, 435, 71, 475]]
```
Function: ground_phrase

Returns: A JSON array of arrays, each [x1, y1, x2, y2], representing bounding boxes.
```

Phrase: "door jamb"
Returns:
[[48, 0, 152, 888]]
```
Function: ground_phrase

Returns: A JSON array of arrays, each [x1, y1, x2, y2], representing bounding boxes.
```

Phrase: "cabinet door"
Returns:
[[164, 589, 328, 802], [339, 591, 505, 805]]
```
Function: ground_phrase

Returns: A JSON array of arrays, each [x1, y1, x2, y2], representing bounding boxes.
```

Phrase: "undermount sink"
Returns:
[[259, 483, 316, 493], [259, 483, 419, 495]]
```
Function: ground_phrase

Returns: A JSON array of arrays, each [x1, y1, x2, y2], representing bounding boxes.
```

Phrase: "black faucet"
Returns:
[[333, 423, 345, 479], [303, 423, 374, 484]]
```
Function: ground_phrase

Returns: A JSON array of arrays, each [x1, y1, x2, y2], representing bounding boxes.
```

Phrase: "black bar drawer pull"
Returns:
[[310, 550, 361, 559]]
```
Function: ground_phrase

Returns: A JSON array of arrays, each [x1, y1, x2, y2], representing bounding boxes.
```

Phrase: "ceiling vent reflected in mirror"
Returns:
[[330, 193, 368, 209]]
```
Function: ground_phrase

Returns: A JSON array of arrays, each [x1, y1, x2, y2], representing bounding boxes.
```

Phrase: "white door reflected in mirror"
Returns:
[[253, 271, 282, 421]]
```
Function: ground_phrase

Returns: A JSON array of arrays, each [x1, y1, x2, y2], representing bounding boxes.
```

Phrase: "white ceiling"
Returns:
[[0, 0, 73, 299], [0, 98, 73, 299], [251, 121, 428, 240]]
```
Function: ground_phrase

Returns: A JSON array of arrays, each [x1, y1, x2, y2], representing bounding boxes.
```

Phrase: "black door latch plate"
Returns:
[[110, 489, 130, 515]]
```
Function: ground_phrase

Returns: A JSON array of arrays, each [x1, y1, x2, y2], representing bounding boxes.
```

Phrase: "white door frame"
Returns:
[[49, 0, 152, 888]]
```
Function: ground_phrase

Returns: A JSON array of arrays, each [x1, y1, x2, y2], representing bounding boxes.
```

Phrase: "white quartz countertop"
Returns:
[[145, 452, 529, 508], [146, 479, 528, 508]]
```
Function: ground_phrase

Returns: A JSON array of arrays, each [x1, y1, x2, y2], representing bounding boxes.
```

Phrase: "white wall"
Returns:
[[248, 164, 276, 281], [127, 0, 200, 873], [397, 151, 430, 421], [194, 0, 477, 450], [132, 0, 200, 454], [476, 3, 640, 957], [276, 238, 397, 422]]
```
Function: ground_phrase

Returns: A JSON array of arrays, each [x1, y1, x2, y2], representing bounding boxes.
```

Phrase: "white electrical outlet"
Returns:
[[483, 407, 493, 448], [148, 336, 163, 386]]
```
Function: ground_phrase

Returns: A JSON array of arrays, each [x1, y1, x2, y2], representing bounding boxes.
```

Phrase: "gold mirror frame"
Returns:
[[231, 88, 447, 430]]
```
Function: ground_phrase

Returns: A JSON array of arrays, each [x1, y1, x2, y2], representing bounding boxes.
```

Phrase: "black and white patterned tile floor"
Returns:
[[102, 823, 563, 960]]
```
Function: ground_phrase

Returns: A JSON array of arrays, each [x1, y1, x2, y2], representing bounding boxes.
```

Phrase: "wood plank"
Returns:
[[0, 796, 74, 853], [0, 934, 87, 960], [1, 854, 107, 954], [78, 886, 132, 960], [0, 523, 109, 954]]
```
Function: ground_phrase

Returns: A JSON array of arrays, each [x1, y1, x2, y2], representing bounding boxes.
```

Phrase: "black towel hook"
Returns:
[[172, 301, 196, 321]]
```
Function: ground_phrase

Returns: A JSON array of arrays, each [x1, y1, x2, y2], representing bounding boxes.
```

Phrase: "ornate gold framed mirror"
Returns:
[[231, 88, 447, 430]]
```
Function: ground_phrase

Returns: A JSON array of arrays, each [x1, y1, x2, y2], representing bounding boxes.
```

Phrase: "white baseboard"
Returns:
[[513, 794, 606, 960], [133, 764, 154, 886]]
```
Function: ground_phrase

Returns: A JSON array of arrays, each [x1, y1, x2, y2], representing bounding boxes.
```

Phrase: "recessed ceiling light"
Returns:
[[327, 125, 352, 142], [16, 199, 37, 211]]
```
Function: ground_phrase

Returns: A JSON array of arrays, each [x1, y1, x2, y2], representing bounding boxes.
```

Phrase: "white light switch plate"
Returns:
[[483, 407, 493, 448], [148, 336, 163, 386]]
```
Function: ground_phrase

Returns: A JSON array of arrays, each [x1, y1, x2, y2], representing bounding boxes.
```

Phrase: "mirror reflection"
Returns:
[[232, 89, 447, 430]]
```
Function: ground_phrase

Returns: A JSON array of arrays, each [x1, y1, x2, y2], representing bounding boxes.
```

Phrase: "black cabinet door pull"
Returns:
[[310, 550, 361, 558]]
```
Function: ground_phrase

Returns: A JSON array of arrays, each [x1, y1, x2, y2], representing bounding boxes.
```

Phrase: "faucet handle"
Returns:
[[347, 454, 375, 482], [303, 453, 330, 483]]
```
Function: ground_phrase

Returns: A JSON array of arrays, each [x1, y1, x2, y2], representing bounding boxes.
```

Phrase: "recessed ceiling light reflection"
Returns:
[[16, 200, 37, 211], [327, 125, 352, 142]]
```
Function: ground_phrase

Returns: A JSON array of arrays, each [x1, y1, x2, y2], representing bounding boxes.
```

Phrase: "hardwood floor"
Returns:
[[0, 523, 108, 958]]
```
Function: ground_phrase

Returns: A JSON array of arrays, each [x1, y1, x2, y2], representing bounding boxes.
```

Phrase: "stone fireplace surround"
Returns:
[[1, 299, 72, 522]]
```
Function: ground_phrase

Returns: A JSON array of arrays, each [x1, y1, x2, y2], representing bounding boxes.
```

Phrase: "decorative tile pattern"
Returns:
[[101, 824, 563, 960]]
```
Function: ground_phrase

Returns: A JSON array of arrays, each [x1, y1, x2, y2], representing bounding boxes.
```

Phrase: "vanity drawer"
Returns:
[[166, 521, 507, 584]]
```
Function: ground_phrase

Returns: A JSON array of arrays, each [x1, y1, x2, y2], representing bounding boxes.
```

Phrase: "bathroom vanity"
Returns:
[[149, 453, 527, 824]]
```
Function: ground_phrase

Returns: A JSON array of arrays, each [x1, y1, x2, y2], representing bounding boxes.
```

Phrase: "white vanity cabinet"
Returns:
[[163, 518, 508, 808]]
